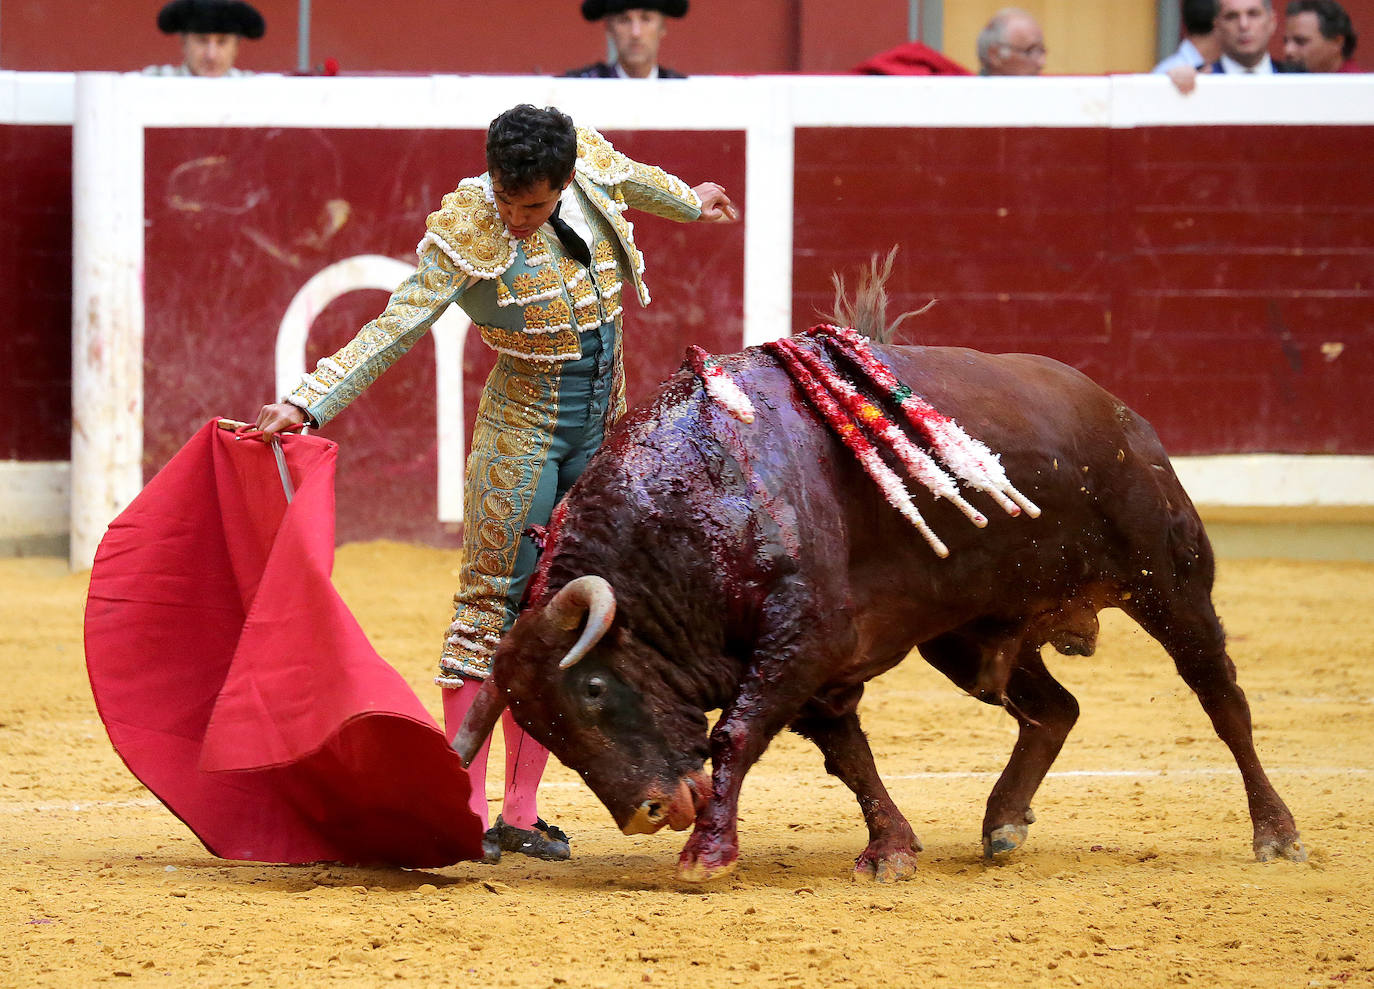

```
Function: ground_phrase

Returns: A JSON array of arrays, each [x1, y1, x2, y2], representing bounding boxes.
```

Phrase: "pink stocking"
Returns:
[[500, 709, 550, 830], [442, 681, 492, 831]]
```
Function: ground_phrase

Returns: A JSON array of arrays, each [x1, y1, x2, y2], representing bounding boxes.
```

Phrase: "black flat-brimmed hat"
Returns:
[[581, 0, 688, 20], [157, 0, 266, 39]]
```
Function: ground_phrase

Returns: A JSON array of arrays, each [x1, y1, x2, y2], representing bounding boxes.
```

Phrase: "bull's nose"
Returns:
[[620, 779, 700, 835], [622, 799, 668, 835]]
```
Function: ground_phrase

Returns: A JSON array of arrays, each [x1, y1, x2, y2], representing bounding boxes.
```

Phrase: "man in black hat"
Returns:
[[145, 0, 266, 77], [563, 1, 689, 79]]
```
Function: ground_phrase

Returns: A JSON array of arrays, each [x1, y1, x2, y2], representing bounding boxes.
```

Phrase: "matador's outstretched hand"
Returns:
[[694, 183, 740, 222]]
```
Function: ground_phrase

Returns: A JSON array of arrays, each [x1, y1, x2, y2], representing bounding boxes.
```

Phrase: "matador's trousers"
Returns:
[[438, 319, 619, 682]]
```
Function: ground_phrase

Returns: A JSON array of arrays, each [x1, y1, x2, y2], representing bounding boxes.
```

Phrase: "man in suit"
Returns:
[[1213, 0, 1292, 71], [564, 0, 689, 78], [253, 105, 736, 863], [1168, 0, 1296, 91]]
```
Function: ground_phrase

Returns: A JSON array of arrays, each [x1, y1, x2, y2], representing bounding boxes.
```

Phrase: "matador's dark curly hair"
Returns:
[[486, 105, 578, 194]]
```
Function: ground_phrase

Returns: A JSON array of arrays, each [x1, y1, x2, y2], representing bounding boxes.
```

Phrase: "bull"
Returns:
[[452, 272, 1304, 883]]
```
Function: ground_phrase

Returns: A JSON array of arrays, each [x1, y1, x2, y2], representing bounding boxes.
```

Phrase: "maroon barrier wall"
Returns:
[[793, 125, 1374, 456], [141, 127, 746, 545], [6, 119, 1371, 472], [0, 124, 72, 461], [7, 118, 1372, 473]]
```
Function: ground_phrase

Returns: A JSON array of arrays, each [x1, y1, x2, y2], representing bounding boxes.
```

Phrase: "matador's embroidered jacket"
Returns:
[[285, 127, 702, 426]]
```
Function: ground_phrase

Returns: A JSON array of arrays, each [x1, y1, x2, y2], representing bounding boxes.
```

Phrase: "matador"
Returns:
[[253, 104, 738, 862]]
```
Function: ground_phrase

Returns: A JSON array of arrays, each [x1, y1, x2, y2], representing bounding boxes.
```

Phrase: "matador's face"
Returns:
[[490, 175, 573, 242]]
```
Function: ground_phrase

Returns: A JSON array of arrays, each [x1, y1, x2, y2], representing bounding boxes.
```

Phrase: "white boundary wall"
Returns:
[[3, 71, 1372, 565]]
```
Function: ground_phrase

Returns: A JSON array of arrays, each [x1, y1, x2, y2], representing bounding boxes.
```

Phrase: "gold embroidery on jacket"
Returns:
[[522, 232, 553, 268], [628, 159, 699, 204], [594, 265, 622, 299], [420, 181, 514, 278], [477, 324, 582, 362], [509, 268, 562, 306], [575, 127, 633, 185], [571, 278, 599, 311], [558, 257, 587, 286], [593, 239, 617, 270], [522, 298, 573, 333]]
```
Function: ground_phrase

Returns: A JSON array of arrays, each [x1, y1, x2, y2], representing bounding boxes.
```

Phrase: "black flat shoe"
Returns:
[[480, 815, 572, 863]]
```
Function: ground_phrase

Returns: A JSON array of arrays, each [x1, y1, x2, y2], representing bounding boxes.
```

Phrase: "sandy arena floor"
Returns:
[[2, 542, 1372, 987]]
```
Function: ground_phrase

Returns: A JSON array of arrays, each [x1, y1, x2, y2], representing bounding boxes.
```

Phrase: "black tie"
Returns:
[[549, 201, 592, 268]]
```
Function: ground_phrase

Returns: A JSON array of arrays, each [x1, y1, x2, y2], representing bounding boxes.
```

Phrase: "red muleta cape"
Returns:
[[83, 420, 483, 867]]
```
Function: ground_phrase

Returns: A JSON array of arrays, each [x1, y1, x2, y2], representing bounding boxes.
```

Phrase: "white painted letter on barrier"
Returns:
[[276, 255, 471, 524]]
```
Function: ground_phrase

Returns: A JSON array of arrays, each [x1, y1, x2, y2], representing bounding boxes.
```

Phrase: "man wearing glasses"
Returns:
[[977, 7, 1048, 76]]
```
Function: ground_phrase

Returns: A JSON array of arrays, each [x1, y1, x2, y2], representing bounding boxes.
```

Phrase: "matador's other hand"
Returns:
[[694, 182, 740, 223]]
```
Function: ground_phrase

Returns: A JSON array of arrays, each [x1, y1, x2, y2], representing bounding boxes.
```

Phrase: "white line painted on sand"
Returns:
[[0, 797, 162, 814], [3, 767, 1366, 811], [540, 766, 1371, 788]]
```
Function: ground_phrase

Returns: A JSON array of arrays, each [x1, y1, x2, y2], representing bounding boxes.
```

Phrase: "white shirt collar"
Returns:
[[1220, 52, 1274, 73], [613, 62, 660, 80], [538, 185, 595, 254]]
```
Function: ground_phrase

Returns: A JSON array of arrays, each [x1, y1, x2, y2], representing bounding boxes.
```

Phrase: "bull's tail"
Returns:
[[817, 245, 933, 344]]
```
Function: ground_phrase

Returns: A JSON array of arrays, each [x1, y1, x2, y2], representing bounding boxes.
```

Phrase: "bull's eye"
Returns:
[[586, 675, 606, 699]]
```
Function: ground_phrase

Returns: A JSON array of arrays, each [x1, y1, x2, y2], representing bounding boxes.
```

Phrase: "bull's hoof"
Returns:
[[983, 823, 1029, 858], [853, 848, 919, 884], [677, 831, 739, 883], [1255, 835, 1306, 863], [677, 855, 738, 883]]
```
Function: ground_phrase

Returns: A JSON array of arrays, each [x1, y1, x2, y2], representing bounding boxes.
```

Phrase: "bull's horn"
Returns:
[[546, 575, 617, 669], [451, 677, 506, 767]]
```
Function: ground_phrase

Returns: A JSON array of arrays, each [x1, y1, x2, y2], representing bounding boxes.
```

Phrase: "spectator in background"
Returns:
[[976, 8, 1048, 76], [1155, 0, 1222, 72], [144, 0, 265, 77], [1169, 0, 1296, 91], [1212, 0, 1294, 71], [564, 0, 688, 79], [1283, 0, 1361, 71]]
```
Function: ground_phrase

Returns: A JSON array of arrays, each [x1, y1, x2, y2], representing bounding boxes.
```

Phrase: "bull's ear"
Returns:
[[451, 678, 506, 767]]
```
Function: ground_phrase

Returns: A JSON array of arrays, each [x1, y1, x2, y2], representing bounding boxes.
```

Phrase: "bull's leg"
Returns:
[[919, 632, 1080, 857], [981, 649, 1080, 856], [677, 683, 805, 883], [678, 603, 844, 883], [1123, 588, 1305, 862], [792, 703, 922, 882], [674, 705, 754, 882]]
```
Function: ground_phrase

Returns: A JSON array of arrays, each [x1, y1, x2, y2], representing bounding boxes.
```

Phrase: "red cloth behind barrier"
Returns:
[[84, 420, 483, 867], [853, 41, 972, 75]]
